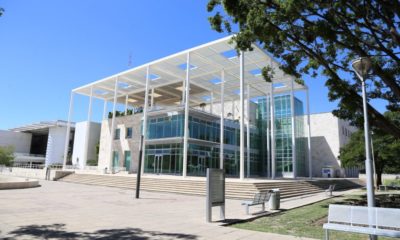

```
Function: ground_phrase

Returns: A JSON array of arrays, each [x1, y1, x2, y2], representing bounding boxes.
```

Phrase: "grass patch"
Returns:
[[383, 179, 400, 187], [233, 194, 399, 240]]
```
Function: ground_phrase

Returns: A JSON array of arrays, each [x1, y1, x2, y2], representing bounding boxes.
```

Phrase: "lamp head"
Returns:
[[352, 57, 372, 79]]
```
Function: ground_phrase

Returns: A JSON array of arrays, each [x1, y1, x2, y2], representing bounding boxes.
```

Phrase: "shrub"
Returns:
[[0, 146, 14, 166]]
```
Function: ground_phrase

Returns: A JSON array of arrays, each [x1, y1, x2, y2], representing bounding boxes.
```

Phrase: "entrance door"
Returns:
[[154, 154, 163, 174], [113, 151, 119, 168], [124, 151, 131, 171]]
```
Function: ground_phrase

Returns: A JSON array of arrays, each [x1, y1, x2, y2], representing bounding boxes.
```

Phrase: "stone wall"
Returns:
[[0, 167, 71, 181], [98, 113, 143, 172], [308, 112, 357, 177]]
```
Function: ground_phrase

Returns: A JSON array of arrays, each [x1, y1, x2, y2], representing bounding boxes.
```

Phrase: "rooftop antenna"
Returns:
[[128, 51, 132, 67]]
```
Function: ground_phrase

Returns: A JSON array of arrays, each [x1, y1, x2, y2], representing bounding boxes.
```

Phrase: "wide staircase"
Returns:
[[58, 173, 363, 200]]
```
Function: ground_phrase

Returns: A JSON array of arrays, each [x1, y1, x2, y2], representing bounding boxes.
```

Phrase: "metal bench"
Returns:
[[241, 191, 271, 215], [325, 184, 336, 196], [323, 204, 400, 239]]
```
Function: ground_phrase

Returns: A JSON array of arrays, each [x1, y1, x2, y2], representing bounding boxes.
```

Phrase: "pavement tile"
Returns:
[[0, 177, 340, 239]]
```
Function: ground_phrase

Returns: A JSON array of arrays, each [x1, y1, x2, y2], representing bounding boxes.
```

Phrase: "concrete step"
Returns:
[[60, 173, 356, 200]]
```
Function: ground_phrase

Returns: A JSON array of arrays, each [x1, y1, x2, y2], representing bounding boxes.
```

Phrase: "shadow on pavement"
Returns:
[[1, 223, 198, 239]]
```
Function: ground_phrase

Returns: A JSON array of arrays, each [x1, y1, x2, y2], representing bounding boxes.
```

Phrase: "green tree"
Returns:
[[207, 0, 400, 138], [0, 146, 14, 166], [339, 112, 400, 187]]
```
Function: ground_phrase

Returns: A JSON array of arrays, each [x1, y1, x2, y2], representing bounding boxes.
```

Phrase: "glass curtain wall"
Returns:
[[257, 95, 306, 177], [146, 114, 184, 139], [295, 98, 307, 177], [143, 113, 261, 177], [144, 143, 183, 175], [257, 97, 270, 176], [274, 95, 293, 177], [142, 93, 305, 178]]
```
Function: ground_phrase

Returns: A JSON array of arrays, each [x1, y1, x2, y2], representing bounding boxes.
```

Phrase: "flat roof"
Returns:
[[9, 120, 75, 134], [73, 36, 307, 106]]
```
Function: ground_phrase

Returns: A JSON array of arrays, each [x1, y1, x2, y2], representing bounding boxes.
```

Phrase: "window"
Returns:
[[113, 151, 119, 167], [114, 128, 120, 140], [126, 127, 133, 139]]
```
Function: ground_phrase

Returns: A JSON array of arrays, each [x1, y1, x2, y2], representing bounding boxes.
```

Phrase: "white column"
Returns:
[[306, 88, 312, 179], [210, 92, 214, 114], [246, 84, 251, 178], [231, 100, 235, 119], [266, 93, 270, 178], [63, 91, 74, 169], [150, 88, 154, 109], [141, 65, 151, 174], [181, 71, 186, 105], [270, 84, 276, 179], [239, 51, 245, 180], [83, 86, 93, 168], [183, 52, 191, 177], [220, 70, 225, 169], [125, 95, 128, 115], [109, 78, 119, 172], [103, 100, 108, 120], [290, 79, 297, 179]]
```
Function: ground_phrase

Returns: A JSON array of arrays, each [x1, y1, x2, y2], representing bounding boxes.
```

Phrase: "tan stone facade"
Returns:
[[98, 113, 143, 172], [308, 112, 357, 177]]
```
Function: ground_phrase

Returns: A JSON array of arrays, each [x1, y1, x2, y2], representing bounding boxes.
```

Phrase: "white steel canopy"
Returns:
[[73, 36, 306, 106], [10, 120, 75, 134]]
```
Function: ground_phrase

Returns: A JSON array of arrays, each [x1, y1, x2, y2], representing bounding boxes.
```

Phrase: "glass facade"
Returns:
[[144, 113, 260, 177], [144, 143, 183, 175], [147, 115, 184, 139], [143, 94, 306, 178], [257, 95, 307, 177]]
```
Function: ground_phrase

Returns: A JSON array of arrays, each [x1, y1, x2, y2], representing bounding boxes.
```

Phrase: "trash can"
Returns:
[[269, 188, 280, 210], [103, 167, 107, 174]]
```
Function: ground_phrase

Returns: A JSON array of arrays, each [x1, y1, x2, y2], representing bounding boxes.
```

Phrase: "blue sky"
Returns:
[[0, 1, 370, 129]]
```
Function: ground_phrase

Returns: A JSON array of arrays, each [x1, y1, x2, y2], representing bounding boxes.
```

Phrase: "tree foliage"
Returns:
[[0, 146, 14, 166], [340, 112, 400, 187], [207, 0, 400, 138]]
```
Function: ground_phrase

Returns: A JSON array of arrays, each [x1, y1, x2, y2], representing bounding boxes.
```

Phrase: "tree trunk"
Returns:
[[376, 171, 383, 189]]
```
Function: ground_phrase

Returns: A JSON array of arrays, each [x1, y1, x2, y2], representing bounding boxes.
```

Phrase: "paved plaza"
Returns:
[[0, 179, 327, 239]]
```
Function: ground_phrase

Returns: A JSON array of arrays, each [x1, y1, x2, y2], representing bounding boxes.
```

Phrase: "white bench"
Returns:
[[241, 192, 271, 215], [323, 204, 400, 239]]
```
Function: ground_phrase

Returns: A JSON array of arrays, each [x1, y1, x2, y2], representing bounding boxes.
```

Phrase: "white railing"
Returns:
[[11, 163, 63, 170], [12, 163, 45, 169]]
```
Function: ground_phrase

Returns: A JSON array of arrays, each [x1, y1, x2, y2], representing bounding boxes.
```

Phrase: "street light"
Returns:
[[352, 57, 376, 240]]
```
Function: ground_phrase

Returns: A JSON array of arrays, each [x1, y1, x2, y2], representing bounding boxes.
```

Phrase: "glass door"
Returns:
[[162, 154, 171, 174], [198, 156, 206, 175], [124, 151, 131, 171], [113, 151, 119, 168], [154, 154, 163, 174]]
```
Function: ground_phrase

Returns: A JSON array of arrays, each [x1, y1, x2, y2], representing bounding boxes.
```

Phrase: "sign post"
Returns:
[[206, 168, 225, 223]]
